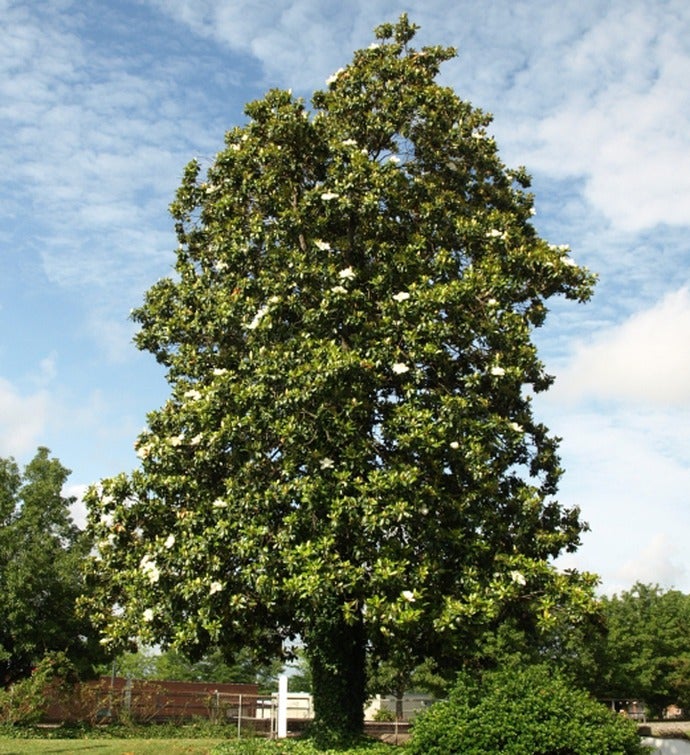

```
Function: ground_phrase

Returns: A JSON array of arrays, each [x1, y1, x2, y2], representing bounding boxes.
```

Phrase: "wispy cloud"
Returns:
[[553, 287, 690, 406]]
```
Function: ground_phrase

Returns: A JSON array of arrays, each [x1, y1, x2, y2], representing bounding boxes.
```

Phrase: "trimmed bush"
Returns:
[[409, 664, 650, 755]]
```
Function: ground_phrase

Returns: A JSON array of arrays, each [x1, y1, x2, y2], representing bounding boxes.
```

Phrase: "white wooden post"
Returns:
[[277, 674, 288, 738]]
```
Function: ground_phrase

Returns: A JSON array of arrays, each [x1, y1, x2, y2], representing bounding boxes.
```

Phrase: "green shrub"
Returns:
[[408, 663, 650, 755]]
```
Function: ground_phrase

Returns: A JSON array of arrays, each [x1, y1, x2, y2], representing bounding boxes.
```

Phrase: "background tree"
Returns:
[[110, 646, 282, 690], [83, 15, 597, 743], [596, 583, 690, 717], [0, 448, 104, 686]]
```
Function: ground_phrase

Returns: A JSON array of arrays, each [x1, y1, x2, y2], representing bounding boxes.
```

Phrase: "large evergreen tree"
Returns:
[[84, 16, 597, 742]]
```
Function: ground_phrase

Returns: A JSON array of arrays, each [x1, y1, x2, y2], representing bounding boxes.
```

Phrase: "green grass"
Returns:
[[0, 738, 224, 754]]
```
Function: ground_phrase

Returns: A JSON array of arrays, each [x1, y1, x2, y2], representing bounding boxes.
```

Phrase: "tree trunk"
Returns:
[[306, 611, 367, 745]]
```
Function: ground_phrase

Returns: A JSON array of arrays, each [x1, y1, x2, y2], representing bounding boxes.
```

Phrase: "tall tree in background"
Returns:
[[0, 448, 103, 686], [84, 16, 597, 743], [598, 583, 690, 717]]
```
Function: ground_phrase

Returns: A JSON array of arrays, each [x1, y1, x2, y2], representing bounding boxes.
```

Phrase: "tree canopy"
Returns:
[[596, 583, 690, 716], [0, 447, 104, 686], [83, 15, 597, 742]]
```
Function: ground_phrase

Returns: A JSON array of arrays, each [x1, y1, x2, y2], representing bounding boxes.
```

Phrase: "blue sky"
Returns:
[[2, 0, 690, 596]]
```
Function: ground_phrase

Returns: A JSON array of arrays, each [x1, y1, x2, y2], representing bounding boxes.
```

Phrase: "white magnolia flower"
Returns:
[[509, 422, 523, 433], [392, 362, 410, 374], [562, 256, 577, 266], [248, 305, 269, 330], [269, 295, 280, 304], [143, 608, 155, 622], [510, 570, 526, 586], [212, 498, 228, 509], [326, 68, 344, 85], [338, 267, 355, 280], [139, 555, 160, 584], [486, 228, 505, 239], [189, 433, 203, 446], [315, 240, 331, 251], [490, 366, 506, 377], [401, 590, 415, 602], [449, 441, 460, 450], [342, 138, 358, 147], [487, 298, 498, 307], [169, 434, 185, 447], [392, 291, 410, 302], [136, 443, 152, 460], [212, 368, 227, 376], [230, 143, 241, 152], [184, 389, 202, 401], [330, 285, 347, 295], [321, 191, 339, 201], [320, 457, 335, 470], [164, 534, 175, 549], [388, 155, 400, 164], [529, 207, 536, 216], [100, 513, 114, 528], [209, 581, 224, 595]]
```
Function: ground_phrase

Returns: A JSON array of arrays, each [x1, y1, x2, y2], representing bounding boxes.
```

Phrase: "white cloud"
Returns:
[[548, 407, 690, 594], [553, 287, 690, 406], [0, 377, 50, 457], [616, 534, 687, 592], [504, 3, 690, 231]]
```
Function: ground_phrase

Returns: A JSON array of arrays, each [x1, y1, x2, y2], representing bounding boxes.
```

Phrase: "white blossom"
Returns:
[[139, 555, 160, 584], [136, 443, 152, 460], [248, 304, 269, 330], [100, 513, 114, 528], [209, 581, 224, 595], [392, 362, 410, 374], [184, 389, 202, 401], [212, 498, 228, 509], [487, 298, 498, 307], [143, 608, 155, 622], [449, 441, 460, 450], [509, 422, 523, 433], [490, 366, 506, 377], [401, 590, 415, 602], [510, 570, 526, 586], [189, 433, 203, 446], [169, 434, 185, 447], [326, 68, 344, 85], [213, 368, 227, 376], [392, 291, 410, 302], [338, 267, 355, 280], [342, 138, 358, 147], [486, 229, 505, 239], [164, 534, 175, 549], [321, 191, 340, 201], [320, 457, 335, 470], [315, 240, 331, 251], [562, 256, 577, 266], [388, 155, 400, 164], [330, 285, 347, 295]]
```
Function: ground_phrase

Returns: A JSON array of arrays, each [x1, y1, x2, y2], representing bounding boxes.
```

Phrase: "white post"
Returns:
[[277, 674, 288, 738]]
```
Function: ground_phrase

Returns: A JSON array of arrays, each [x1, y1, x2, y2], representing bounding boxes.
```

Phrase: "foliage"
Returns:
[[0, 652, 77, 725], [596, 583, 690, 717], [82, 14, 596, 743], [212, 738, 395, 754], [0, 448, 106, 687], [408, 663, 650, 755], [107, 646, 282, 690]]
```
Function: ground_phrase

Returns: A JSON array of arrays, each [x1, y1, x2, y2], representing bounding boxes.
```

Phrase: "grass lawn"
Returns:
[[0, 738, 226, 754]]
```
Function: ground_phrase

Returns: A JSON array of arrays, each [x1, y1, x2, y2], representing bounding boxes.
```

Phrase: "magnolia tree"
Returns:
[[83, 16, 597, 742]]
